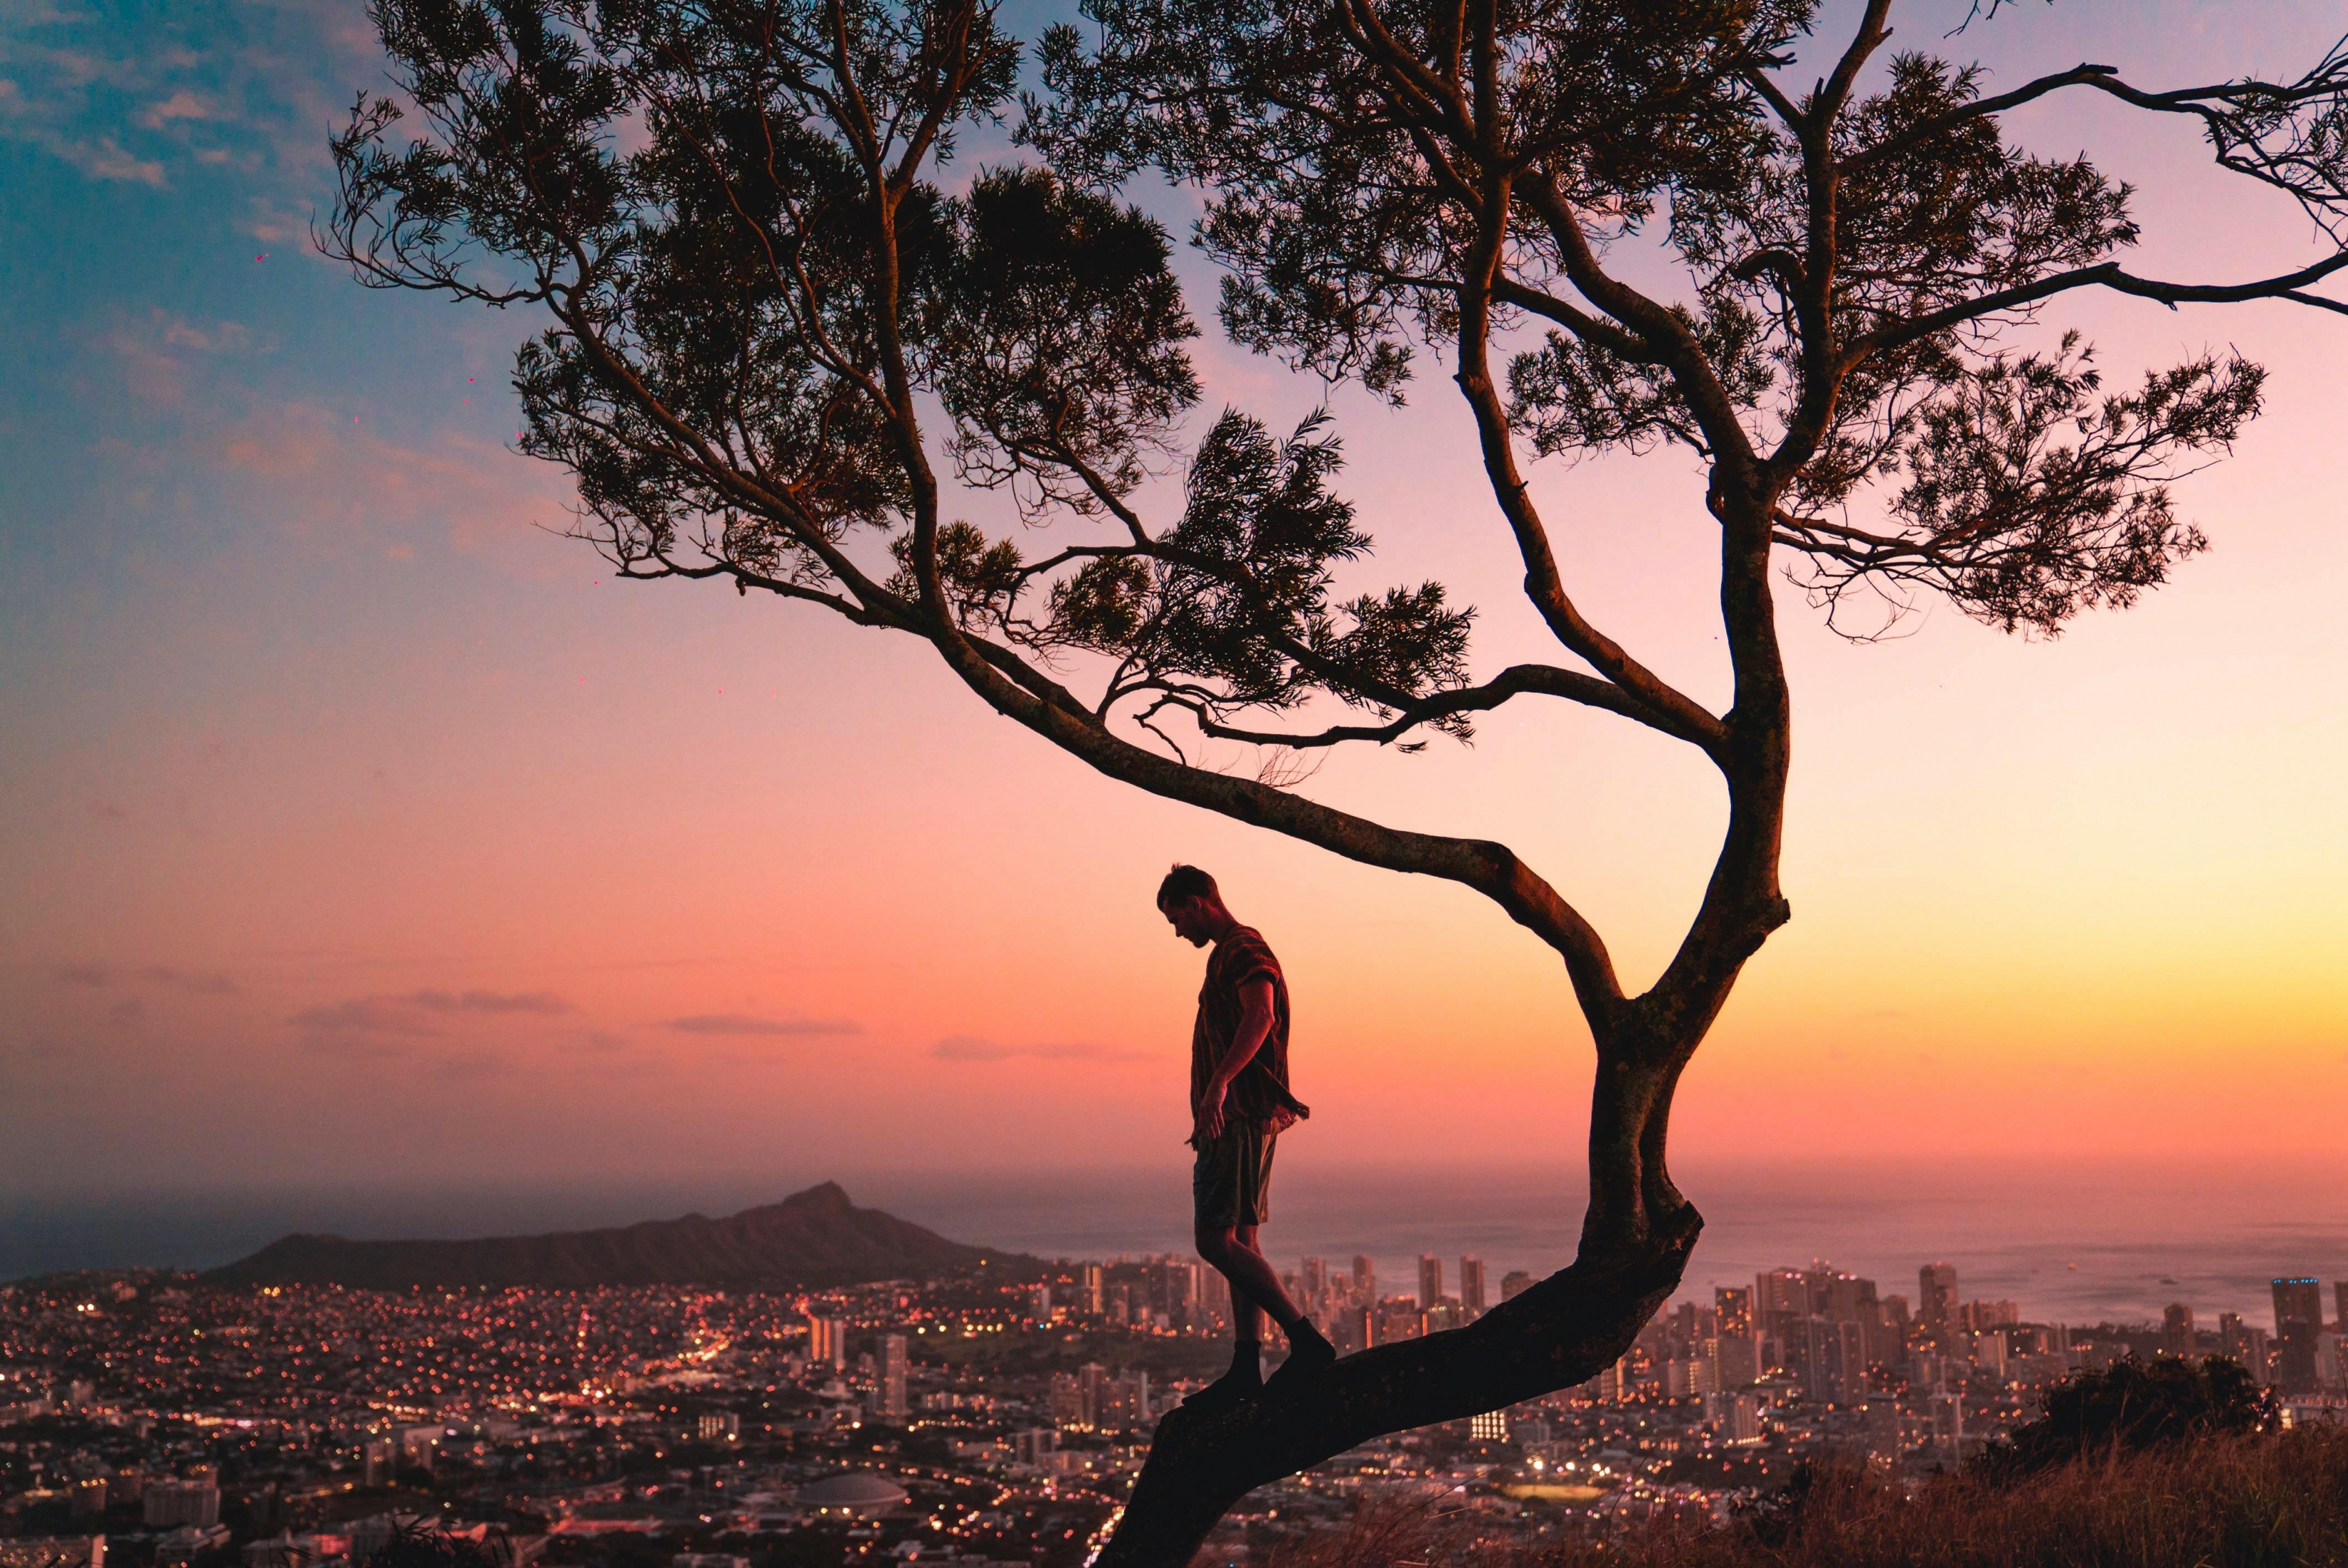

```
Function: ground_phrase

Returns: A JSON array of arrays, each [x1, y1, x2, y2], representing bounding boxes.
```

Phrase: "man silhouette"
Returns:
[[1158, 863, 1337, 1408]]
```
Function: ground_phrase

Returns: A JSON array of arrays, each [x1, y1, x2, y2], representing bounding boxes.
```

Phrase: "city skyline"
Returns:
[[4, 1233, 2344, 1566]]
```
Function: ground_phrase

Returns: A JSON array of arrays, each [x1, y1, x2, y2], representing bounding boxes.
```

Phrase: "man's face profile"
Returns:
[[1160, 894, 1213, 947]]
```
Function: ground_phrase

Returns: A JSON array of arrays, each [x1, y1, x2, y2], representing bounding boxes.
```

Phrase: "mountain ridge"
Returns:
[[203, 1182, 1035, 1289]]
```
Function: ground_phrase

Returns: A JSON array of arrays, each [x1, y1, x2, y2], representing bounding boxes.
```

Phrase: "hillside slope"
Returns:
[[206, 1182, 1027, 1289]]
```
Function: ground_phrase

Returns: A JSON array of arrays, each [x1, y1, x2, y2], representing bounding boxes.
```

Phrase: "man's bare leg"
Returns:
[[1192, 1223, 1336, 1404], [1200, 1222, 1301, 1330]]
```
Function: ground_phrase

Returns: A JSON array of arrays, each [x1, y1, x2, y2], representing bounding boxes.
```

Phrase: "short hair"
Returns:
[[1157, 864, 1219, 906]]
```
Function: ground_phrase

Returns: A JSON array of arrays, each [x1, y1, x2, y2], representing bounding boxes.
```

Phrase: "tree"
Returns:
[[323, 1, 2348, 1559], [1972, 1355, 2280, 1483]]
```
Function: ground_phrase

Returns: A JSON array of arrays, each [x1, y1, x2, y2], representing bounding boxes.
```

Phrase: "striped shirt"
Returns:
[[1191, 925, 1308, 1133]]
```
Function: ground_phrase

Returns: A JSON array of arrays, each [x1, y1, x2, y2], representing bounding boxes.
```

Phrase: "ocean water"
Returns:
[[7, 1157, 2343, 1328]]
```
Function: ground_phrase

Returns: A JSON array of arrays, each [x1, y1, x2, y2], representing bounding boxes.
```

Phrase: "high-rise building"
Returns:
[[879, 1335, 909, 1420], [1861, 1399, 1904, 1461], [359, 1440, 394, 1488], [1459, 1256, 1488, 1317], [1047, 1372, 1085, 1427], [1353, 1256, 1376, 1301], [1671, 1300, 1719, 1345], [2336, 1281, 2347, 1333], [1825, 1272, 1876, 1323], [1755, 1268, 1807, 1316], [1302, 1257, 1328, 1301], [1715, 1286, 1755, 1339], [807, 1315, 847, 1370], [1964, 1299, 2020, 1332], [2162, 1303, 2196, 1357], [142, 1482, 219, 1530], [1501, 1271, 1536, 1303], [1878, 1293, 1913, 1354], [1097, 1370, 1149, 1431], [1667, 1350, 1720, 1398], [1755, 1268, 1807, 1367], [1716, 1332, 1760, 1388], [2274, 1278, 2325, 1392], [1919, 1264, 1959, 1345], [1079, 1263, 1104, 1315], [1418, 1255, 1445, 1310], [1930, 1392, 1964, 1453], [1077, 1363, 1111, 1429], [1801, 1319, 1867, 1406], [396, 1425, 440, 1468], [2234, 1325, 2273, 1384]]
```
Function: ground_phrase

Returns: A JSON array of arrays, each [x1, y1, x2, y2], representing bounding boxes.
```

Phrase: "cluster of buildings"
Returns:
[[1, 1254, 2342, 1568]]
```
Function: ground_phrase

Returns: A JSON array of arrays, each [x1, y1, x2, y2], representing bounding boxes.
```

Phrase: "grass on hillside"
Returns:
[[1260, 1425, 2348, 1568]]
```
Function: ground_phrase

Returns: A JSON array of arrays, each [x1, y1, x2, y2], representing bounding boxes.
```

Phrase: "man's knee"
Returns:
[[1195, 1223, 1237, 1264]]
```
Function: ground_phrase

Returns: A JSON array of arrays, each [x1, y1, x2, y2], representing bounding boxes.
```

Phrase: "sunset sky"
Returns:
[[4, 0, 2345, 1212]]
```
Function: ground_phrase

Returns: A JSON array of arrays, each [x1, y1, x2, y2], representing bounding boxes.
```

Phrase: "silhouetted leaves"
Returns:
[[1058, 411, 1474, 734], [1030, 2, 2343, 640], [1777, 333, 2261, 634], [1973, 1356, 2280, 1483], [928, 167, 1200, 516]]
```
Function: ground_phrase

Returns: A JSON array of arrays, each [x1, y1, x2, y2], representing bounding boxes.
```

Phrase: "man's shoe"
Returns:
[[1262, 1321, 1337, 1396]]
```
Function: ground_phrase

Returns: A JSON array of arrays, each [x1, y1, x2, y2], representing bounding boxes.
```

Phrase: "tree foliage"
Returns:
[[1974, 1355, 2282, 1483]]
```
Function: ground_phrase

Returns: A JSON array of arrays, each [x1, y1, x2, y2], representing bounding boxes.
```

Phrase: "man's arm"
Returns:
[[1194, 977, 1276, 1145]]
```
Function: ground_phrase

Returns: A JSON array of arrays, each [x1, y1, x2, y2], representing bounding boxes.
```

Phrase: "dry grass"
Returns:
[[1256, 1426, 2348, 1568]]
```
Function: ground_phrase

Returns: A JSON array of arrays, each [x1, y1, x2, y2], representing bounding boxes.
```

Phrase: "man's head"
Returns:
[[1157, 864, 1229, 947]]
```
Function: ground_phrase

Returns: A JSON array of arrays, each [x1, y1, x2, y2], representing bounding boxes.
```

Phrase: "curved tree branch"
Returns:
[[1175, 660, 1729, 759]]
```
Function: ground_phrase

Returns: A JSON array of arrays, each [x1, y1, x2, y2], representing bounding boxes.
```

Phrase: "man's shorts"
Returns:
[[1192, 1122, 1278, 1229]]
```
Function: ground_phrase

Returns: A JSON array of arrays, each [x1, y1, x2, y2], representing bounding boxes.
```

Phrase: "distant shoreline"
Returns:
[[9, 1155, 2343, 1327]]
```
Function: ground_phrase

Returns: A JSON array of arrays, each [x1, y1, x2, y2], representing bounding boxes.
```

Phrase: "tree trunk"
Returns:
[[1094, 1203, 1702, 1567]]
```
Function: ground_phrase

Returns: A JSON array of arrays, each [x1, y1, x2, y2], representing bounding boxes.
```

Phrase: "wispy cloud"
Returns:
[[55, 962, 239, 996], [217, 400, 570, 551], [667, 1013, 862, 1037], [409, 989, 571, 1015], [931, 1034, 1155, 1064], [289, 997, 443, 1037], [106, 308, 258, 404], [136, 88, 224, 128], [0, 117, 166, 184], [144, 966, 238, 996], [290, 987, 573, 1036]]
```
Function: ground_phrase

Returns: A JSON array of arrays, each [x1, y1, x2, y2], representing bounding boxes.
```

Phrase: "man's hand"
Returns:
[[1193, 1079, 1229, 1145]]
